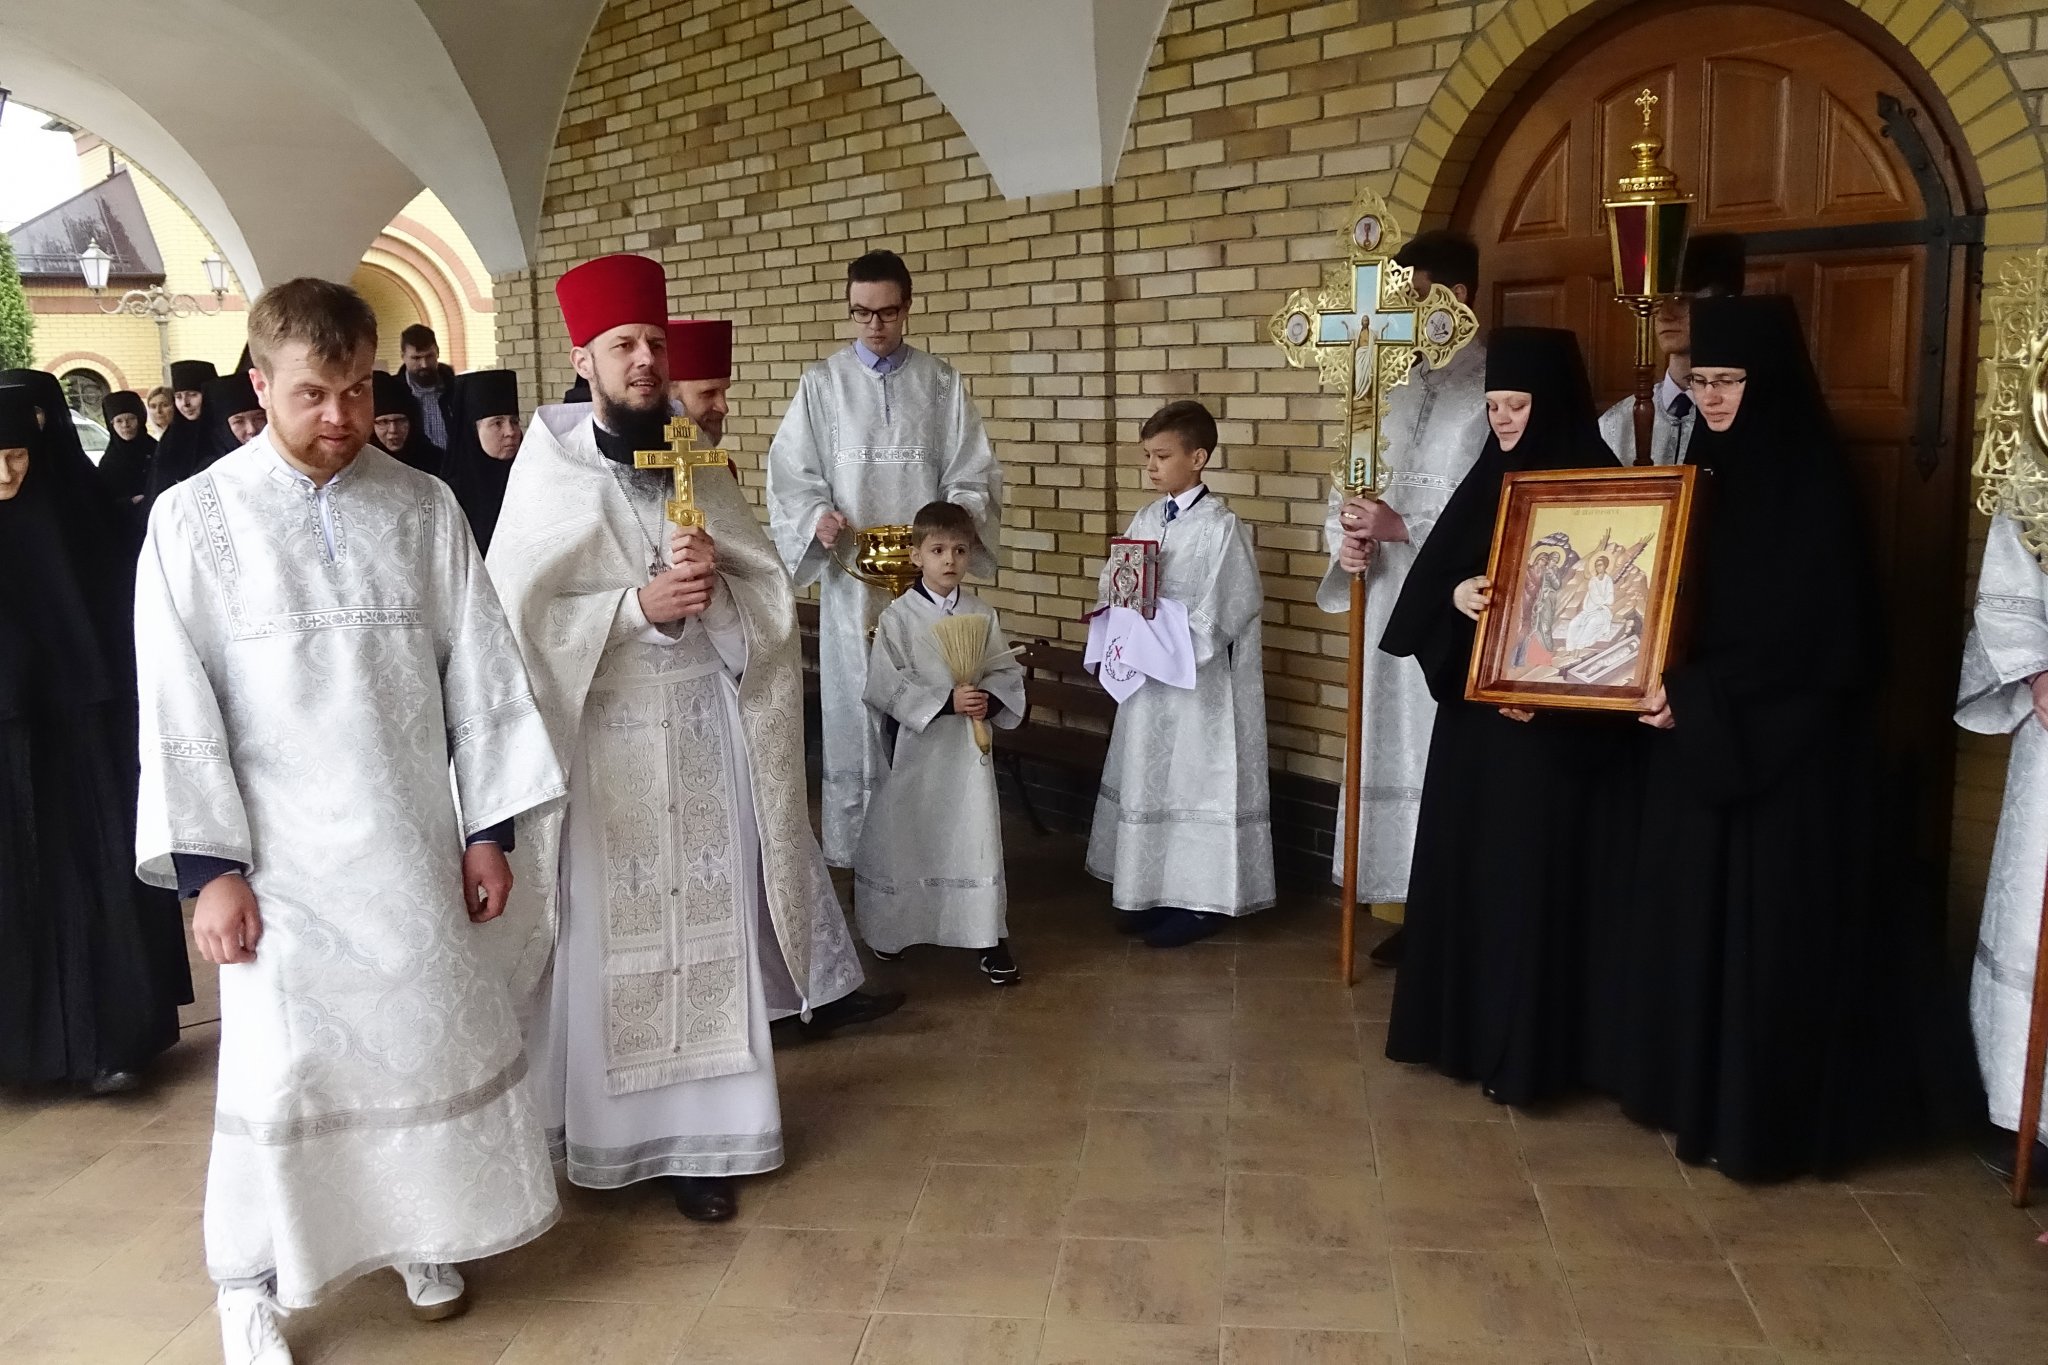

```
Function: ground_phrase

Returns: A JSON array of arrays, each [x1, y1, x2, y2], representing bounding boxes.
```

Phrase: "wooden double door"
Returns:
[[1452, 0, 1980, 904]]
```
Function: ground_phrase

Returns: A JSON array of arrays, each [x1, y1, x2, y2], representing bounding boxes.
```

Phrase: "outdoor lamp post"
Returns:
[[1603, 89, 1693, 467], [77, 237, 229, 388]]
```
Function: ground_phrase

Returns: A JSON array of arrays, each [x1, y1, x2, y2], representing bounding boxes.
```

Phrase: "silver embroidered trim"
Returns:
[[237, 607, 425, 639], [853, 871, 999, 894], [1980, 592, 2044, 616], [449, 694, 542, 750], [158, 735, 229, 761], [214, 1051, 528, 1145], [172, 839, 247, 860], [1095, 784, 1271, 826], [550, 1128, 784, 1185], [829, 444, 934, 466]]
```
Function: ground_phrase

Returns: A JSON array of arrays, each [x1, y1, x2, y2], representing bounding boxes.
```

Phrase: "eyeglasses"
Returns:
[[850, 305, 905, 325], [1684, 374, 1748, 395]]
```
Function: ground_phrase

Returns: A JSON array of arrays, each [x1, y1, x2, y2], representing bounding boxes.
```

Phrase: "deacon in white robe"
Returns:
[[1089, 485, 1275, 920], [766, 250, 1001, 866], [854, 583, 1026, 954], [484, 253, 873, 1223], [1956, 510, 2048, 1151], [135, 328, 564, 1327], [1318, 337, 1489, 909], [1596, 233, 1746, 467], [1597, 370, 1698, 467]]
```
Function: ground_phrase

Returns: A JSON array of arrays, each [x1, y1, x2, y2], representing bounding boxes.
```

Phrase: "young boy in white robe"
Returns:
[[854, 501, 1027, 983], [1087, 400, 1275, 948]]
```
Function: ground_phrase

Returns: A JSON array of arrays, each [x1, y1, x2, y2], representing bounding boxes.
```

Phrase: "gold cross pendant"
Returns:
[[633, 415, 729, 528]]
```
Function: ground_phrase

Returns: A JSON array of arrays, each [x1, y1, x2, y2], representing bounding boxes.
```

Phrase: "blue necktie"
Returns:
[[1165, 499, 1179, 524], [1672, 393, 1694, 418]]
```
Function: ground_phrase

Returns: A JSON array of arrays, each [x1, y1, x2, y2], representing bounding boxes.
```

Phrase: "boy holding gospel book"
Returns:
[[854, 501, 1027, 984], [1085, 400, 1275, 948]]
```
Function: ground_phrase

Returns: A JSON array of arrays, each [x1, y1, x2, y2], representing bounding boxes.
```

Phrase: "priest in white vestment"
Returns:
[[1596, 233, 1746, 467], [134, 280, 564, 1365], [766, 248, 1001, 866], [1323, 232, 1489, 963], [1957, 510, 2048, 1170], [486, 254, 882, 1225]]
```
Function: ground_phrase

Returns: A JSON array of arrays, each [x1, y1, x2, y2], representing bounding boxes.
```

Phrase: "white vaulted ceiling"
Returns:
[[0, 0, 1169, 288]]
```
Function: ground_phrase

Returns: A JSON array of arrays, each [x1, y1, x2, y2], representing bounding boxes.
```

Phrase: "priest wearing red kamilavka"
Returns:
[[485, 255, 898, 1227]]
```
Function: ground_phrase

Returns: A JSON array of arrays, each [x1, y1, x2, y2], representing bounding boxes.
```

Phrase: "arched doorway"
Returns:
[[1451, 0, 1982, 915]]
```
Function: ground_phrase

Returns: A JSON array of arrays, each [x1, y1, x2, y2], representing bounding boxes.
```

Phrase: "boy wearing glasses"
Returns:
[[767, 249, 1002, 869], [1597, 233, 1746, 466]]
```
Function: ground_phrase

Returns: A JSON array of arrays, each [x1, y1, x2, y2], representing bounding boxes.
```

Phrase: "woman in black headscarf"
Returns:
[[0, 376, 193, 1095], [371, 370, 446, 476], [1378, 327, 1627, 1105], [1585, 294, 1924, 1178], [95, 390, 157, 517], [144, 358, 219, 501], [442, 368, 523, 552]]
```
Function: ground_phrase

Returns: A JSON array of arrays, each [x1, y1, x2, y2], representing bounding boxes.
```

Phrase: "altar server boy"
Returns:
[[1086, 400, 1275, 947], [855, 501, 1027, 983]]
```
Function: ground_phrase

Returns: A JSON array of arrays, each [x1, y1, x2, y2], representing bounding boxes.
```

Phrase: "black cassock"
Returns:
[[1379, 327, 1629, 1106], [1581, 295, 1925, 1179], [95, 391, 157, 537], [0, 373, 191, 1085]]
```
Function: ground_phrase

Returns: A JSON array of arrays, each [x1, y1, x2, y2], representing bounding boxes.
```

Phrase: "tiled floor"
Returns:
[[4, 829, 2048, 1364]]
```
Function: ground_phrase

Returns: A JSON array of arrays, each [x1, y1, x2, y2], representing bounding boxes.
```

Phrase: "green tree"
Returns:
[[0, 233, 32, 371]]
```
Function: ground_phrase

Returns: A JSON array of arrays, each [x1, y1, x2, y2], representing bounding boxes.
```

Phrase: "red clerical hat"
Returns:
[[555, 253, 668, 348], [667, 319, 733, 381]]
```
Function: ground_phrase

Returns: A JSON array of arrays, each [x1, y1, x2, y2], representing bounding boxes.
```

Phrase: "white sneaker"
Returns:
[[394, 1261, 469, 1322], [217, 1283, 292, 1365]]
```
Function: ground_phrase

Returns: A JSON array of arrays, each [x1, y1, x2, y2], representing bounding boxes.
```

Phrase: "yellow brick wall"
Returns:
[[499, 0, 2048, 933]]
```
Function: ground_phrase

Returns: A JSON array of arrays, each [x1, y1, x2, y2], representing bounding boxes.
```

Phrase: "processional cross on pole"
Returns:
[[635, 415, 729, 530], [1268, 190, 1478, 985]]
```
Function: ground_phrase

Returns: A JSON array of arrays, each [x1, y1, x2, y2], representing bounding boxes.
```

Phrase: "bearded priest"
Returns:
[[487, 253, 897, 1226]]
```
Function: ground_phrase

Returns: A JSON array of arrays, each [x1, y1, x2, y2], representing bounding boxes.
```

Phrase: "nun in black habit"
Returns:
[[95, 389, 157, 515], [442, 368, 523, 553], [144, 357, 219, 500], [0, 379, 193, 1094], [1379, 326, 1626, 1106], [200, 368, 266, 463], [1585, 294, 1922, 1179], [371, 369, 447, 476]]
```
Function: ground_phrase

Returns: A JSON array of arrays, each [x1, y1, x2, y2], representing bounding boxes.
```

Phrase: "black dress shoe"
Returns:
[[1116, 907, 1173, 936], [86, 1069, 142, 1097], [1143, 908, 1227, 948], [1367, 926, 1406, 967], [672, 1175, 738, 1222], [797, 989, 907, 1040]]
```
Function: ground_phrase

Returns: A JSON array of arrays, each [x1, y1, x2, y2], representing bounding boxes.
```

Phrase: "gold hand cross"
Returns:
[[633, 415, 728, 528]]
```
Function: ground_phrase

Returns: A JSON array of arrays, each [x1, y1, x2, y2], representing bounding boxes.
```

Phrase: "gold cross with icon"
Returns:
[[633, 415, 728, 528]]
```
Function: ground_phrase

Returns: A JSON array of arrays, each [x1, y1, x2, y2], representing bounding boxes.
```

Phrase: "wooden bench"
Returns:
[[796, 599, 822, 701], [994, 638, 1116, 835]]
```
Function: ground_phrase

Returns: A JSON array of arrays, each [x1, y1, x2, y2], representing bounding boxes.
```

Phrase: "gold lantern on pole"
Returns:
[[1603, 89, 1693, 467]]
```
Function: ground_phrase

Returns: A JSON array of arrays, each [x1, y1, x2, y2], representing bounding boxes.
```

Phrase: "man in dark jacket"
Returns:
[[399, 323, 457, 449]]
